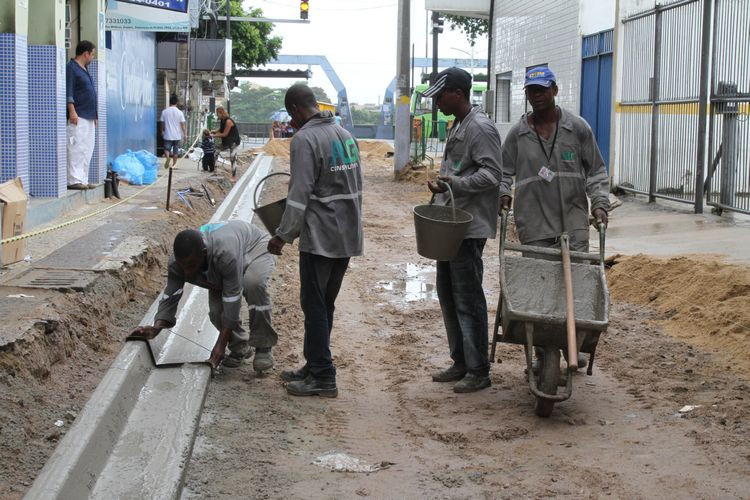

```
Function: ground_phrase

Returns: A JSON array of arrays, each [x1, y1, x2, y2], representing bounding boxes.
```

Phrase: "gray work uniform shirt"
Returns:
[[435, 106, 503, 239], [155, 221, 270, 331], [499, 107, 610, 244], [276, 112, 364, 258]]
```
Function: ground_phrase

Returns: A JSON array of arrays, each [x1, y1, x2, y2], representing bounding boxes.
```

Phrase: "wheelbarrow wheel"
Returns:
[[535, 346, 560, 418]]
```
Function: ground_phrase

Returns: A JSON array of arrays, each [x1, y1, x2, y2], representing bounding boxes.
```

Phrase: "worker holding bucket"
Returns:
[[422, 68, 503, 393]]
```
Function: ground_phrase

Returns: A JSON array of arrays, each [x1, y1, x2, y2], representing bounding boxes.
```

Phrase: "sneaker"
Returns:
[[431, 364, 467, 382], [253, 348, 274, 372], [222, 344, 252, 369], [453, 373, 491, 393], [286, 375, 338, 398], [281, 365, 309, 382]]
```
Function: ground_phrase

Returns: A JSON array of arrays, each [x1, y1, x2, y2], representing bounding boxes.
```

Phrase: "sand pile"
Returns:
[[259, 139, 291, 158], [608, 255, 750, 374], [358, 141, 394, 162], [397, 162, 438, 184]]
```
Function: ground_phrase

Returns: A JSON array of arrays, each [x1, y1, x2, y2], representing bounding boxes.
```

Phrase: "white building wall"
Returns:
[[491, 0, 583, 138]]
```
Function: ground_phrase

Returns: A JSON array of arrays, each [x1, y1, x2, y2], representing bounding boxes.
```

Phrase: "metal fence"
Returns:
[[706, 0, 750, 215], [617, 0, 749, 215], [410, 118, 447, 165], [618, 0, 704, 205]]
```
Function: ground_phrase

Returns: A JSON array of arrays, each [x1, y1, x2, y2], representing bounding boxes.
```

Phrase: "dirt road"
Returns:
[[182, 147, 750, 499]]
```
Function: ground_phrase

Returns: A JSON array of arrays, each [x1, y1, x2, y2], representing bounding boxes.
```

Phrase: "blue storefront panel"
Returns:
[[106, 30, 156, 166], [581, 29, 614, 171]]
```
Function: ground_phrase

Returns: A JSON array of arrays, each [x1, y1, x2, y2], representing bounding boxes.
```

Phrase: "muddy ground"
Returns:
[[0, 159, 248, 499], [181, 145, 750, 498]]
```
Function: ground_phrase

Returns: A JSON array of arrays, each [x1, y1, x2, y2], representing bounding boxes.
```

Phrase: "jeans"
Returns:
[[299, 252, 350, 380], [436, 238, 489, 376]]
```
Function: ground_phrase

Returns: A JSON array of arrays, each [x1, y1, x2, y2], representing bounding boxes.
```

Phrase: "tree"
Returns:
[[229, 83, 285, 122], [444, 15, 488, 47], [195, 1, 283, 70]]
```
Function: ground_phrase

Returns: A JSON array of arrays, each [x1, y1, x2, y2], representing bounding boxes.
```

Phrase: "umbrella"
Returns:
[[269, 109, 291, 122]]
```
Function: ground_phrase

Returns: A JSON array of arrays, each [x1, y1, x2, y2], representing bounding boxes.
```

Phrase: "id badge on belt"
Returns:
[[538, 165, 555, 182]]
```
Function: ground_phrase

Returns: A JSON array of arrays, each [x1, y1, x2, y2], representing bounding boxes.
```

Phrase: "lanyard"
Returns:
[[532, 108, 560, 164]]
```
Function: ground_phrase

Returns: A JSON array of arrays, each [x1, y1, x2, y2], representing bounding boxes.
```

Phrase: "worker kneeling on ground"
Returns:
[[499, 66, 610, 369], [130, 220, 278, 371], [424, 67, 503, 393]]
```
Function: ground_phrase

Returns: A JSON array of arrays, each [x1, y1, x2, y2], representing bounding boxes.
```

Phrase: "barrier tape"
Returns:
[[0, 128, 204, 247]]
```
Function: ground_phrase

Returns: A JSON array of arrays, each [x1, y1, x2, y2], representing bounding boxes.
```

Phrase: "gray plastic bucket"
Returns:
[[413, 186, 473, 261], [253, 172, 291, 235]]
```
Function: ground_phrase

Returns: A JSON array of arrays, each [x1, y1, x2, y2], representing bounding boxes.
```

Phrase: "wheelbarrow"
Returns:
[[490, 211, 609, 417]]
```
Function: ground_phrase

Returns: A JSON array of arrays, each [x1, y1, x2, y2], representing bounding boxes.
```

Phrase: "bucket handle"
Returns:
[[253, 172, 291, 209], [429, 181, 457, 221]]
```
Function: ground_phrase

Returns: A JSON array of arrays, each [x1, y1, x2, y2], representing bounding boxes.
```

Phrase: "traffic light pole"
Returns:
[[394, 0, 411, 178]]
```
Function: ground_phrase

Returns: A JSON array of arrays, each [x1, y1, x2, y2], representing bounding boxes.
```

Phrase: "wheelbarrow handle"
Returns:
[[253, 172, 291, 209], [598, 222, 606, 270], [499, 209, 508, 256]]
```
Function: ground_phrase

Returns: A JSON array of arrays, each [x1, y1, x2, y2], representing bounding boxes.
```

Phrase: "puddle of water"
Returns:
[[378, 263, 437, 302]]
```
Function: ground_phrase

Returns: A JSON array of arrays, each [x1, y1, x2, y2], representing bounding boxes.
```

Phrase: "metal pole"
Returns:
[[226, 0, 232, 116], [648, 8, 662, 203], [166, 167, 173, 212], [694, 0, 713, 214], [394, 0, 411, 178], [431, 10, 439, 133], [487, 0, 494, 118]]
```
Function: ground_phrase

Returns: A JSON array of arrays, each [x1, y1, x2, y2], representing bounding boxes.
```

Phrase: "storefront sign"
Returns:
[[106, 0, 191, 32]]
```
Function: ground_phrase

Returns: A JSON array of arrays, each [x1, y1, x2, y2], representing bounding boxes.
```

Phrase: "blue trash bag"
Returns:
[[134, 149, 158, 170], [142, 168, 157, 185], [112, 151, 145, 185]]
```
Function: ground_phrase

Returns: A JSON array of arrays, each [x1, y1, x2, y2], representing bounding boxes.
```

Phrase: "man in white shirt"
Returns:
[[160, 94, 187, 169]]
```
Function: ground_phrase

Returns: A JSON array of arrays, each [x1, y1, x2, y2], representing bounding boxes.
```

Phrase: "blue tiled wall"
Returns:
[[88, 59, 107, 185], [28, 45, 66, 197], [0, 34, 30, 192]]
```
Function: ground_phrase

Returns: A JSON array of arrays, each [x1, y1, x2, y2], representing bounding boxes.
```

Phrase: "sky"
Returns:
[[241, 0, 489, 105]]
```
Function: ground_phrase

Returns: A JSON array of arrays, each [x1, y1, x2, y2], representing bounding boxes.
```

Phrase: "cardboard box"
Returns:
[[0, 178, 28, 266]]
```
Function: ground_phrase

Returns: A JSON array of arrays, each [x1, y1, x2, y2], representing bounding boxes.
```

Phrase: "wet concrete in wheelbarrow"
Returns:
[[182, 151, 750, 499]]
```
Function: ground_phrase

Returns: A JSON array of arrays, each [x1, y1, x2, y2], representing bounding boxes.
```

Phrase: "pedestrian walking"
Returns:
[[498, 66, 610, 369], [66, 40, 98, 190], [160, 94, 187, 170], [130, 220, 279, 372], [424, 67, 503, 393], [268, 83, 364, 398]]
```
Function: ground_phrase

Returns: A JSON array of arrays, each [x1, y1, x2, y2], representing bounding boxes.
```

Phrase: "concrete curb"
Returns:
[[25, 154, 274, 499]]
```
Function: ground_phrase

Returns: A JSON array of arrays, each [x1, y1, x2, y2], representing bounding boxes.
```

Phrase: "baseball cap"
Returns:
[[421, 67, 473, 98], [524, 66, 556, 88]]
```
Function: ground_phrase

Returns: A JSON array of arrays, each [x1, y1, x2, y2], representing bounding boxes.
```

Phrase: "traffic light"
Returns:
[[432, 13, 444, 34], [300, 0, 309, 20]]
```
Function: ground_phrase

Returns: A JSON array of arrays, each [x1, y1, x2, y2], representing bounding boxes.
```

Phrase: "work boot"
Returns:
[[67, 183, 86, 190], [286, 374, 337, 398], [111, 172, 121, 199], [253, 347, 274, 372], [222, 344, 252, 369], [453, 373, 491, 393], [281, 364, 309, 382], [431, 364, 467, 383]]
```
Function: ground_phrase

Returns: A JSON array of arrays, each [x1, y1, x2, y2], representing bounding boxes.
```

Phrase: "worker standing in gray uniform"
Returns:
[[424, 67, 503, 394], [268, 83, 363, 398], [130, 220, 278, 372], [499, 66, 610, 368]]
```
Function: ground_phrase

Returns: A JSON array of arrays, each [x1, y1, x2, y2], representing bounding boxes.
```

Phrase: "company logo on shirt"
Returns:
[[562, 151, 576, 161], [329, 138, 360, 171]]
